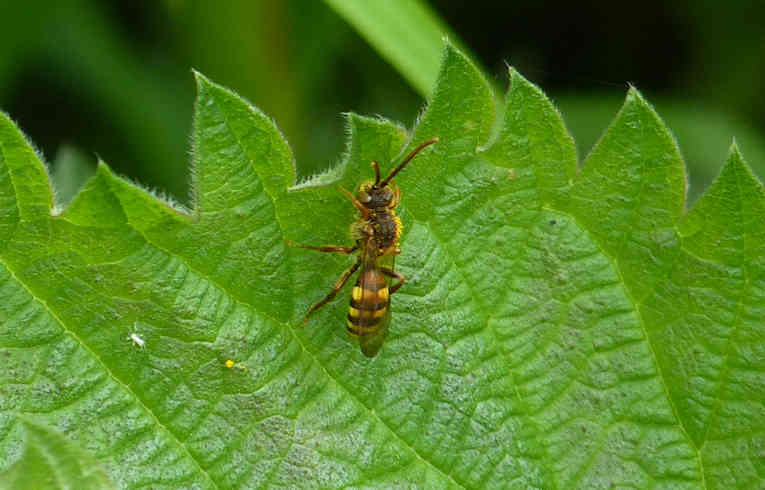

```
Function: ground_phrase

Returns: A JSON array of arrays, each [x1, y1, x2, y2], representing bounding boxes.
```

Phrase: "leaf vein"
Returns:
[[0, 254, 219, 488]]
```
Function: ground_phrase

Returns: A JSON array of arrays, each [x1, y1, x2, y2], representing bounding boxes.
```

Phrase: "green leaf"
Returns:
[[1, 41, 763, 489], [0, 418, 113, 490], [322, 0, 468, 97], [671, 147, 765, 485], [556, 94, 765, 203]]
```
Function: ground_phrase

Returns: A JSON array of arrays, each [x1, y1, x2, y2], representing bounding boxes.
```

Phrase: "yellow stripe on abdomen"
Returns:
[[346, 289, 389, 336]]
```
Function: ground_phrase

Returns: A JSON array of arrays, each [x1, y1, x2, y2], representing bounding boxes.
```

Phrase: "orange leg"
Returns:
[[301, 260, 360, 327], [337, 186, 369, 218], [286, 240, 358, 255], [381, 266, 405, 294]]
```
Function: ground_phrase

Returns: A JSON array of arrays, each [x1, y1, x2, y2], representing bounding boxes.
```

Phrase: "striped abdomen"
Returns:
[[346, 269, 389, 337]]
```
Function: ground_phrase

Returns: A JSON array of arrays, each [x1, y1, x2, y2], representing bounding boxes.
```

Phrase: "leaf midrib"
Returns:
[[549, 205, 707, 488], [699, 163, 750, 454], [186, 92, 468, 488], [409, 208, 556, 488], [119, 204, 465, 488]]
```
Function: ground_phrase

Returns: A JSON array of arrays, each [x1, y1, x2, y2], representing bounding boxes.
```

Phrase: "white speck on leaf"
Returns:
[[128, 331, 145, 349]]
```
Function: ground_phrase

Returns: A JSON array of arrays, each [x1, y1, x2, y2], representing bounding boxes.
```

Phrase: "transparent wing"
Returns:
[[359, 301, 390, 357], [358, 253, 393, 358]]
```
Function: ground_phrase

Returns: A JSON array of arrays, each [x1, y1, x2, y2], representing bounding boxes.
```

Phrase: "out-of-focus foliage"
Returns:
[[323, 0, 462, 96], [0, 0, 763, 205]]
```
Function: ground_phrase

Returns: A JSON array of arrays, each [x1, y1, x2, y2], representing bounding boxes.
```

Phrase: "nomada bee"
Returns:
[[289, 137, 438, 357]]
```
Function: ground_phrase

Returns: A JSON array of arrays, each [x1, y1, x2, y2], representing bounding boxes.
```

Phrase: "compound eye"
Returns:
[[357, 190, 371, 203]]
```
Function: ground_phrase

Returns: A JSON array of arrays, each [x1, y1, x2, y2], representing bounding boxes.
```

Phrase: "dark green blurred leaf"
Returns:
[[51, 145, 97, 209], [323, 0, 454, 96]]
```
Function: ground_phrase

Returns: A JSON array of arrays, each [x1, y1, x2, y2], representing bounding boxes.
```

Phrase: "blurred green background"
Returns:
[[1, 0, 763, 207]]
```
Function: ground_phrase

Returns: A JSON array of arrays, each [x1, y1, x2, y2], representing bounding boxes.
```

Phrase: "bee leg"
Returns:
[[286, 240, 358, 255], [337, 186, 370, 218], [381, 267, 405, 294], [301, 260, 361, 327]]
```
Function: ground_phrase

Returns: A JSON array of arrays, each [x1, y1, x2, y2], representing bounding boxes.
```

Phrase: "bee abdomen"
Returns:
[[346, 280, 389, 337]]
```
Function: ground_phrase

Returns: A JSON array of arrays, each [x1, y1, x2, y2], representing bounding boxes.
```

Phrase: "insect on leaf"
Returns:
[[0, 41, 763, 489]]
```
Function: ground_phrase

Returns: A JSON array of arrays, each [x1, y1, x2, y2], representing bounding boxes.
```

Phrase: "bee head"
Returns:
[[354, 138, 438, 210], [357, 181, 395, 208]]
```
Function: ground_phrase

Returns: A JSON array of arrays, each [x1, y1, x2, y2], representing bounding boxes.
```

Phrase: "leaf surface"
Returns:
[[0, 419, 113, 490], [0, 42, 762, 489]]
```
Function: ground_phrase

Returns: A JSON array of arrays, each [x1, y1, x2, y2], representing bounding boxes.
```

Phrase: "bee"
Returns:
[[289, 137, 438, 357]]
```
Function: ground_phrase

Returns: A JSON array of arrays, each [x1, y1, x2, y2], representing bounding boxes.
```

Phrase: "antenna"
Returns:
[[379, 137, 439, 188], [371, 161, 381, 186]]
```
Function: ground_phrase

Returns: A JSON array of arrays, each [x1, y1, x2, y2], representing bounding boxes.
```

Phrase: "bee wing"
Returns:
[[359, 299, 390, 357], [359, 254, 393, 358]]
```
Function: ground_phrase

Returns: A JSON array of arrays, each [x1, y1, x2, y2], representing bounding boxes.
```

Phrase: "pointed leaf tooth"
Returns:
[[96, 161, 191, 231], [61, 162, 127, 227], [187, 72, 298, 317], [566, 87, 686, 303], [482, 66, 577, 205], [681, 143, 765, 264], [193, 72, 294, 214], [342, 112, 409, 185], [636, 144, 765, 488], [403, 41, 495, 218], [0, 111, 52, 222]]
